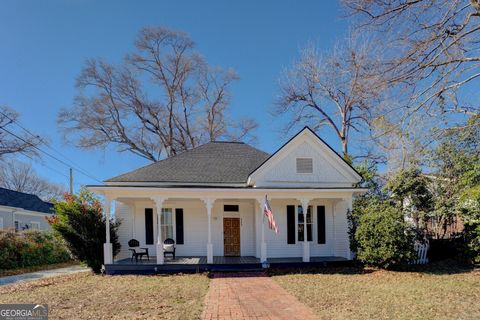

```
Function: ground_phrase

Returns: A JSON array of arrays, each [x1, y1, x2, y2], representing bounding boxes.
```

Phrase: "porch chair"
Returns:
[[128, 239, 149, 262], [163, 238, 176, 260]]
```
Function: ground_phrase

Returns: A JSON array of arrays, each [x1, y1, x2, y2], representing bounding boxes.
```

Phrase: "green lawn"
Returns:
[[0, 272, 210, 320], [271, 264, 480, 320]]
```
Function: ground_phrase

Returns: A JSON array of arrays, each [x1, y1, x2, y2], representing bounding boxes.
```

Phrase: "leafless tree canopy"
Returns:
[[0, 160, 65, 201], [343, 0, 480, 118], [276, 36, 386, 158], [58, 27, 257, 161], [0, 106, 42, 158]]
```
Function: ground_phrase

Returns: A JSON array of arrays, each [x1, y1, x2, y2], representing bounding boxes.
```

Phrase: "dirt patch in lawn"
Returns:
[[0, 272, 210, 320], [271, 266, 480, 320]]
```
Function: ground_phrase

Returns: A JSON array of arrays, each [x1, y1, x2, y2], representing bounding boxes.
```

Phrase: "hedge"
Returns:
[[0, 230, 71, 270]]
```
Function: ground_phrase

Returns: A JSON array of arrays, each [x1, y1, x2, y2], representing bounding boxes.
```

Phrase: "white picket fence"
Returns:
[[411, 242, 429, 265]]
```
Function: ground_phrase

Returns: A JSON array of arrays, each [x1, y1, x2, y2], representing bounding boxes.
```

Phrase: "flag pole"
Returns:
[[261, 195, 266, 263], [261, 198, 265, 246]]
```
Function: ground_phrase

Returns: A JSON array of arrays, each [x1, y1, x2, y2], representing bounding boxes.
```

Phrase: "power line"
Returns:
[[0, 110, 102, 183], [0, 124, 102, 183], [16, 150, 84, 189]]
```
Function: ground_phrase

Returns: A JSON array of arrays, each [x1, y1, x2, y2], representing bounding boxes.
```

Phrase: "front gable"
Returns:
[[248, 128, 362, 188]]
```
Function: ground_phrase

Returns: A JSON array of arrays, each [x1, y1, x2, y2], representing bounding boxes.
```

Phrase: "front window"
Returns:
[[14, 220, 20, 232], [161, 208, 174, 242], [298, 206, 312, 241]]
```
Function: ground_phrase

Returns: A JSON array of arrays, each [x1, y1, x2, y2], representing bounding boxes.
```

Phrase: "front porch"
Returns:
[[105, 255, 350, 275], [97, 189, 356, 267]]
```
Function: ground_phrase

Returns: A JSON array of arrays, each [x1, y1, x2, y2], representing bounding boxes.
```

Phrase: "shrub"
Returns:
[[459, 186, 480, 264], [49, 189, 120, 273], [0, 230, 71, 270], [354, 200, 416, 269]]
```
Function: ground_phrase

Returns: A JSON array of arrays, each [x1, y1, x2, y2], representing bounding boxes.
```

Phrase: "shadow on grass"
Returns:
[[266, 259, 475, 277], [394, 259, 475, 275], [267, 265, 374, 276]]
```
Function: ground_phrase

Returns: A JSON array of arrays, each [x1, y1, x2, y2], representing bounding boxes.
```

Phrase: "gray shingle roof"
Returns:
[[106, 141, 270, 184], [0, 187, 54, 214]]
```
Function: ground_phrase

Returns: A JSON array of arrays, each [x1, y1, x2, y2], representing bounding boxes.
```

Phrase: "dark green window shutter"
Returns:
[[317, 206, 326, 244], [175, 208, 184, 244], [145, 208, 154, 245], [287, 205, 296, 244]]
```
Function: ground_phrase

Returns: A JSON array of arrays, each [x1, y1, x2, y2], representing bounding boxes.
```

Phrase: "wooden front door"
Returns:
[[223, 218, 240, 256]]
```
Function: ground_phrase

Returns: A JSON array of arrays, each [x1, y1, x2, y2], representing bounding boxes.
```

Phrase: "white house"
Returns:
[[0, 187, 54, 232], [88, 127, 366, 273]]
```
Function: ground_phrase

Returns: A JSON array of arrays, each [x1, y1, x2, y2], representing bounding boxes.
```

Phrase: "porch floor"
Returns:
[[106, 256, 350, 274], [115, 256, 260, 265], [114, 256, 348, 265]]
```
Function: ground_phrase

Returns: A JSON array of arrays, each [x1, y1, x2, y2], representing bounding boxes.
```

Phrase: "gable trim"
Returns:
[[248, 127, 363, 182]]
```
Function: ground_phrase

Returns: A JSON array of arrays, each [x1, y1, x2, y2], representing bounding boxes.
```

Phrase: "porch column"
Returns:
[[103, 196, 113, 265], [202, 198, 215, 264], [300, 198, 311, 262], [152, 196, 166, 265], [256, 197, 267, 262]]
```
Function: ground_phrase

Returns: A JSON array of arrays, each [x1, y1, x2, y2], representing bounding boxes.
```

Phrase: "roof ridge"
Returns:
[[105, 140, 270, 183], [0, 187, 44, 201], [210, 140, 245, 144]]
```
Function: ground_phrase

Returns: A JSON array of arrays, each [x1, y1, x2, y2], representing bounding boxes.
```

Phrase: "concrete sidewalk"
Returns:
[[0, 265, 90, 286]]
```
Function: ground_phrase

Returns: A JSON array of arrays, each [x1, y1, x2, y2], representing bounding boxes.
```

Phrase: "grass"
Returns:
[[270, 263, 480, 320], [0, 261, 79, 277], [0, 272, 210, 320]]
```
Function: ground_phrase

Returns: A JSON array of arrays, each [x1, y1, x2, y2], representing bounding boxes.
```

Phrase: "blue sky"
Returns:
[[0, 0, 348, 190]]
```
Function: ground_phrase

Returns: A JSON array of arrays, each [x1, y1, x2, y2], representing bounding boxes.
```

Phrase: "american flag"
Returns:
[[263, 195, 279, 234]]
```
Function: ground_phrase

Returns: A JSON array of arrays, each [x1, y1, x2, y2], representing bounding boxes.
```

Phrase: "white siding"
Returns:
[[252, 138, 359, 188], [333, 200, 351, 259], [180, 200, 208, 256], [116, 199, 256, 259], [260, 199, 337, 258], [0, 209, 14, 229], [0, 208, 52, 231], [115, 201, 134, 259]]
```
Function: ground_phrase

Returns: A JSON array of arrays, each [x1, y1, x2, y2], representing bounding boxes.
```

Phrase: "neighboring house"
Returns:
[[0, 187, 54, 232], [88, 127, 367, 273]]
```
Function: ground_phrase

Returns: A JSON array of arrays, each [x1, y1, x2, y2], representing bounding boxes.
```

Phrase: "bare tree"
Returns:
[[0, 106, 42, 158], [343, 0, 480, 119], [0, 160, 65, 201], [276, 36, 386, 158], [58, 27, 257, 161]]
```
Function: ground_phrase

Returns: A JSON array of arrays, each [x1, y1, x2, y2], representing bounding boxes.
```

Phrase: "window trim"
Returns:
[[14, 220, 20, 232], [160, 208, 175, 242], [30, 221, 40, 230], [297, 205, 313, 242], [224, 204, 239, 212], [296, 157, 313, 174]]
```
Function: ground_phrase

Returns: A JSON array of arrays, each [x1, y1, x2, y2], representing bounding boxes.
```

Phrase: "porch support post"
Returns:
[[300, 198, 311, 262], [257, 197, 267, 262], [103, 196, 113, 265], [152, 196, 166, 265], [202, 198, 215, 264]]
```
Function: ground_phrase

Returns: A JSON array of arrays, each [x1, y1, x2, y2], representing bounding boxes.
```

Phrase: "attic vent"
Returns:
[[296, 158, 313, 174]]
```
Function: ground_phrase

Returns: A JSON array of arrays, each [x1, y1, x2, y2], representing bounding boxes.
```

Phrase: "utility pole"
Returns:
[[69, 168, 73, 194]]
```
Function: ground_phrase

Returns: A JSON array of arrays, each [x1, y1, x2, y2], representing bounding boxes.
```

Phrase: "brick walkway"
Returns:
[[202, 272, 318, 320]]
